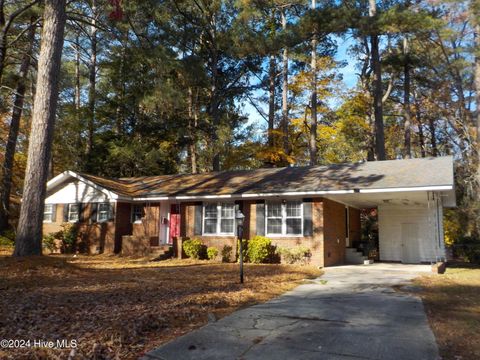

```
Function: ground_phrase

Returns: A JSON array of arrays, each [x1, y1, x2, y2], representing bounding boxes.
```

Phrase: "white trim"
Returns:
[[97, 203, 111, 223], [43, 204, 54, 223], [134, 197, 170, 201], [134, 190, 355, 202], [47, 171, 120, 200], [359, 185, 453, 193], [67, 203, 80, 223], [241, 190, 355, 198]]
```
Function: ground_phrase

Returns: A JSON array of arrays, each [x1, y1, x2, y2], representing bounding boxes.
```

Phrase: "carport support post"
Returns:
[[236, 209, 245, 284]]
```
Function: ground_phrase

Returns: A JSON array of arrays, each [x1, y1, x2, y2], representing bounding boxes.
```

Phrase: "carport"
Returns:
[[324, 156, 456, 264]]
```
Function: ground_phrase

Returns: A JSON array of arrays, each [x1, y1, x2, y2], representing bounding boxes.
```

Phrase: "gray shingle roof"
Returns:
[[78, 156, 454, 198]]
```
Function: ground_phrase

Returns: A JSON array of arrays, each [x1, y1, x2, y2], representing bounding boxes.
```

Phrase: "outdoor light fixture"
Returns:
[[235, 209, 245, 284]]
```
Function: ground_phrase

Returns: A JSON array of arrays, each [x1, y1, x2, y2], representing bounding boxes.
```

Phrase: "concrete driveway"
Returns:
[[142, 263, 439, 360]]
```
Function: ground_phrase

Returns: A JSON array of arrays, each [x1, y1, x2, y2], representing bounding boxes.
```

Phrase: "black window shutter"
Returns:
[[63, 204, 69, 222], [51, 204, 57, 223], [256, 200, 265, 236], [194, 202, 202, 235], [303, 198, 313, 236], [108, 203, 115, 221], [90, 203, 98, 223]]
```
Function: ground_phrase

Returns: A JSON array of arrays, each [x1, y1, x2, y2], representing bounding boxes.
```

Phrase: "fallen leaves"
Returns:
[[415, 264, 480, 360], [0, 254, 321, 359]]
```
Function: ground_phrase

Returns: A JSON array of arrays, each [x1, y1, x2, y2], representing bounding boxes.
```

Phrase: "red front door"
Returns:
[[169, 204, 180, 243]]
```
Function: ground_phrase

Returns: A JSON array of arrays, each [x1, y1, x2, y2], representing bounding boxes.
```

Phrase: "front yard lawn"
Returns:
[[0, 254, 320, 359], [416, 264, 480, 360]]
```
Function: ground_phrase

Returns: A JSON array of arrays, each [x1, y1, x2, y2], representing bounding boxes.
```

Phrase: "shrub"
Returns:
[[61, 224, 78, 253], [277, 246, 311, 264], [42, 234, 57, 253], [247, 236, 273, 264], [222, 245, 233, 262], [207, 247, 219, 260], [0, 236, 14, 247], [453, 236, 480, 264], [183, 238, 205, 259]]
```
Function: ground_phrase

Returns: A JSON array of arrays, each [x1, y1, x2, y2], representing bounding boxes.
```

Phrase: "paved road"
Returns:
[[142, 264, 439, 360]]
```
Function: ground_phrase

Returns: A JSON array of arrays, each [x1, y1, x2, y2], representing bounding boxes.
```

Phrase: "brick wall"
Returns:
[[114, 202, 133, 253], [180, 202, 196, 238], [174, 198, 351, 267], [43, 204, 65, 235], [323, 198, 347, 266], [42, 203, 116, 254], [348, 207, 361, 245], [243, 199, 325, 267], [132, 203, 160, 242]]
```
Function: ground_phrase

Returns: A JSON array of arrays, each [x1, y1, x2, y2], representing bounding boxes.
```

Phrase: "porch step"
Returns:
[[346, 247, 368, 265]]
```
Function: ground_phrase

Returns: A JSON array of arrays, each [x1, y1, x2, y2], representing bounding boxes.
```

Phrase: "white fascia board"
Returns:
[[132, 190, 355, 202], [359, 185, 453, 194], [133, 197, 170, 201], [46, 171, 71, 189], [240, 190, 355, 198], [47, 170, 119, 200]]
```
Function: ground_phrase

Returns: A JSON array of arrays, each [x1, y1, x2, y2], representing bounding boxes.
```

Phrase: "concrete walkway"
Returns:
[[142, 264, 439, 360]]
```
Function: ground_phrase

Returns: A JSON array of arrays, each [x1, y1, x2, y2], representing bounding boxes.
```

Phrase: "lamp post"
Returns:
[[235, 209, 245, 284]]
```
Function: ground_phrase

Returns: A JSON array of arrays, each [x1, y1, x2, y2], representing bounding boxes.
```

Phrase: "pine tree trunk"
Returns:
[[309, 0, 317, 166], [369, 0, 386, 160], [473, 15, 480, 177], [86, 0, 97, 168], [75, 35, 81, 111], [268, 54, 276, 149], [74, 35, 83, 167], [188, 87, 197, 174], [414, 95, 426, 158], [0, 20, 36, 233], [281, 8, 289, 158], [403, 37, 412, 159], [14, 0, 66, 256]]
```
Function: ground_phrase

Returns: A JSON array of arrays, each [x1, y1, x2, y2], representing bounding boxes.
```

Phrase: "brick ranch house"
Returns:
[[42, 156, 455, 267]]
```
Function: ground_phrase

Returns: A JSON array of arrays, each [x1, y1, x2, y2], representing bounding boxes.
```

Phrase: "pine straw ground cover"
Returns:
[[0, 253, 321, 359], [414, 264, 480, 360]]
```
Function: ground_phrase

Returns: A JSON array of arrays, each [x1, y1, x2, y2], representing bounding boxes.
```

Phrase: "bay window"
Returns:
[[203, 203, 235, 235], [266, 200, 303, 236]]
